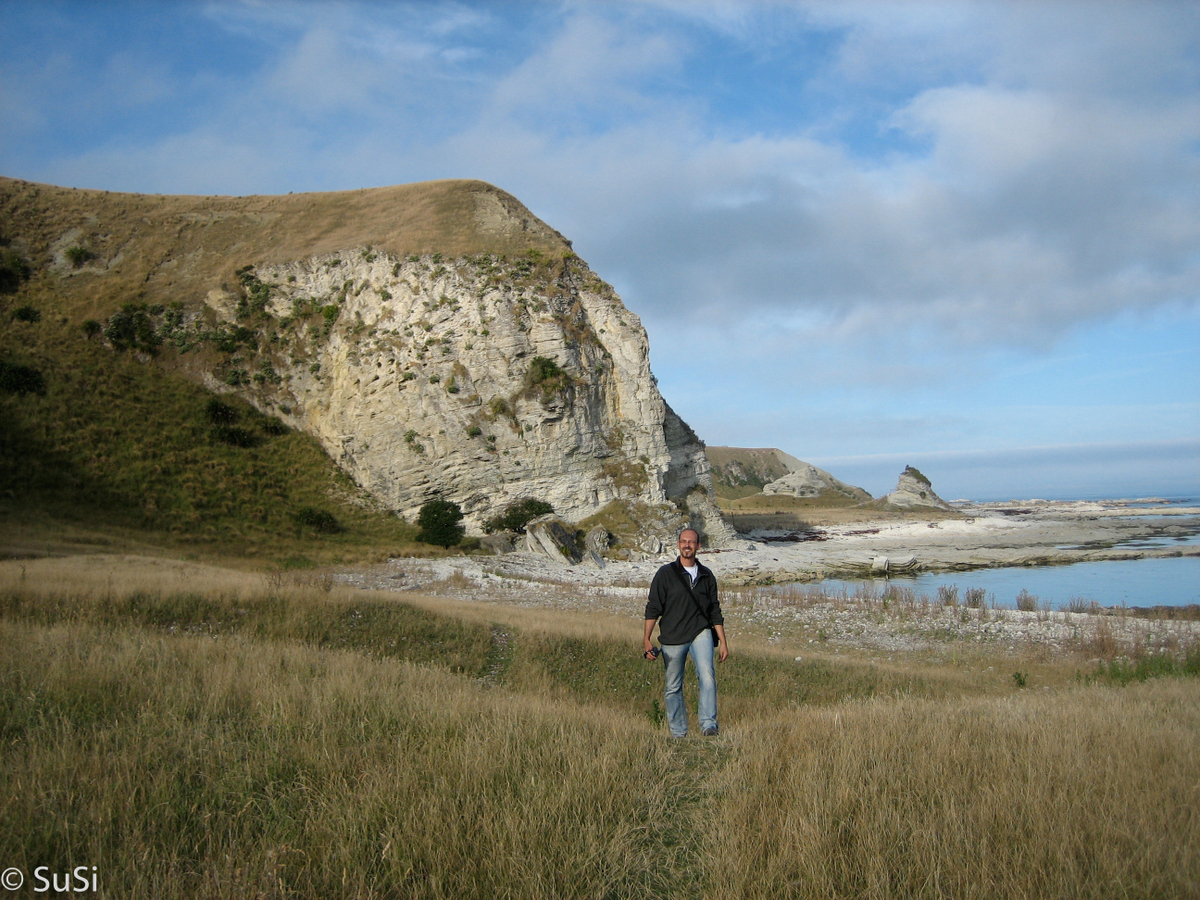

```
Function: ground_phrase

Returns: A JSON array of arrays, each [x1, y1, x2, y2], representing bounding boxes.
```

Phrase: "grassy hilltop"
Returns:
[[705, 446, 898, 531]]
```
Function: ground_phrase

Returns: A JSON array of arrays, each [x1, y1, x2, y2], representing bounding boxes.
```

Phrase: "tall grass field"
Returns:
[[2, 557, 1198, 899]]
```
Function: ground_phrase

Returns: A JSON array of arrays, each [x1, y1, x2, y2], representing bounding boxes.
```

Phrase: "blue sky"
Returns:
[[2, 0, 1197, 500]]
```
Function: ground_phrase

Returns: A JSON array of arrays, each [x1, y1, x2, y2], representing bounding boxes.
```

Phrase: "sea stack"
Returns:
[[882, 466, 953, 511]]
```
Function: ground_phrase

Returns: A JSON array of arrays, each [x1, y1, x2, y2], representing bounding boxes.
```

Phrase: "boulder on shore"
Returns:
[[524, 514, 604, 567], [524, 515, 582, 564]]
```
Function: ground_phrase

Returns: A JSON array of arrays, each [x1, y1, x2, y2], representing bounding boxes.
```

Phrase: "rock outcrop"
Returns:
[[522, 515, 606, 568], [882, 466, 953, 511], [523, 515, 583, 563], [707, 447, 870, 503], [761, 461, 872, 502], [0, 176, 734, 544]]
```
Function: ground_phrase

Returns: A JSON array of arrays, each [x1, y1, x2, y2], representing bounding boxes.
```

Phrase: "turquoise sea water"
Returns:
[[815, 496, 1200, 610], [849, 555, 1200, 610]]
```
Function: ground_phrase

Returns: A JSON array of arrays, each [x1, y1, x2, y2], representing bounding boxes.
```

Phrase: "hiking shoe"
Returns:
[[702, 726, 719, 737]]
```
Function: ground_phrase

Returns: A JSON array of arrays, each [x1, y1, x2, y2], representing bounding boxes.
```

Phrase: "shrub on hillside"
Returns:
[[0, 249, 31, 294], [416, 498, 465, 548], [0, 360, 46, 395], [483, 498, 553, 534], [205, 397, 238, 425], [212, 426, 258, 448], [523, 356, 571, 402], [104, 303, 162, 353], [65, 245, 95, 267], [294, 506, 342, 534], [261, 417, 289, 436], [236, 266, 273, 317], [13, 305, 40, 323]]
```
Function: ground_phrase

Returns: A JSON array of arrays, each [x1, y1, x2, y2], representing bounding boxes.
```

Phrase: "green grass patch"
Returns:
[[1088, 648, 1200, 685], [0, 585, 494, 677], [0, 307, 421, 562], [506, 630, 951, 721]]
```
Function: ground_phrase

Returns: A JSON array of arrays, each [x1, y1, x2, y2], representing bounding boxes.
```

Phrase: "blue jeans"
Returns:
[[661, 628, 717, 737]]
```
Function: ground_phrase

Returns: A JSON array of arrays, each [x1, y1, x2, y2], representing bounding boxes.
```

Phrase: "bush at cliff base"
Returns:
[[416, 499, 465, 548]]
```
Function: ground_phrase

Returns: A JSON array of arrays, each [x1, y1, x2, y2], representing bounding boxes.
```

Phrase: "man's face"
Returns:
[[678, 530, 699, 562]]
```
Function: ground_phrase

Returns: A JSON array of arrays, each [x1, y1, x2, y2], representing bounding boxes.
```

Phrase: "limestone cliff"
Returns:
[[212, 248, 729, 536], [0, 176, 732, 542]]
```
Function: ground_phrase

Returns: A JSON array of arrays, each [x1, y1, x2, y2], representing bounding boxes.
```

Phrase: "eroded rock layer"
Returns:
[[213, 247, 726, 534]]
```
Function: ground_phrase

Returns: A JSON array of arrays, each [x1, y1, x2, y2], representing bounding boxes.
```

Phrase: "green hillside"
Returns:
[[0, 299, 423, 561], [705, 446, 797, 499]]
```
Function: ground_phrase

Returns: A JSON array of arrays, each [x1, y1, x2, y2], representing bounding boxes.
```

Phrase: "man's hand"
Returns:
[[715, 625, 729, 663], [644, 619, 658, 660]]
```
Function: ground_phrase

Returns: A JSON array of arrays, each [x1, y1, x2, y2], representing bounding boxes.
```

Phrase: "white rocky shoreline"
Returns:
[[335, 498, 1200, 660], [718, 497, 1200, 584], [371, 497, 1200, 588]]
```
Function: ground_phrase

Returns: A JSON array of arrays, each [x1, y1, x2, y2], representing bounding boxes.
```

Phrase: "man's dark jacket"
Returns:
[[645, 558, 723, 645]]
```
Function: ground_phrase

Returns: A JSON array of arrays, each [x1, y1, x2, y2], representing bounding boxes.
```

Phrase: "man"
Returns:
[[643, 528, 728, 737]]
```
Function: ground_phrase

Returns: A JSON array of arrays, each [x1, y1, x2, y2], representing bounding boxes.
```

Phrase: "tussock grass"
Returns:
[[0, 557, 493, 676], [0, 622, 690, 899], [2, 557, 1199, 898], [710, 685, 1200, 899]]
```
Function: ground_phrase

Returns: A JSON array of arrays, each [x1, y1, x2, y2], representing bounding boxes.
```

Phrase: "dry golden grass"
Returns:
[[710, 684, 1200, 899], [2, 554, 1198, 899], [1, 552, 256, 598], [1, 175, 571, 322], [1, 621, 690, 899]]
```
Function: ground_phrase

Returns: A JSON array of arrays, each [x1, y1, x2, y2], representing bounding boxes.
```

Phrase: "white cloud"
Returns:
[[3, 0, 1196, 496], [24, 2, 1198, 352]]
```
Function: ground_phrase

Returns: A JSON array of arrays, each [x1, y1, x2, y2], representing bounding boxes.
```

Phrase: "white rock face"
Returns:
[[213, 249, 733, 541], [762, 460, 871, 501], [882, 466, 953, 511]]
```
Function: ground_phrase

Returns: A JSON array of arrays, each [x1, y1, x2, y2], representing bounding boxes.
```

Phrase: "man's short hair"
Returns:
[[678, 527, 700, 543]]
